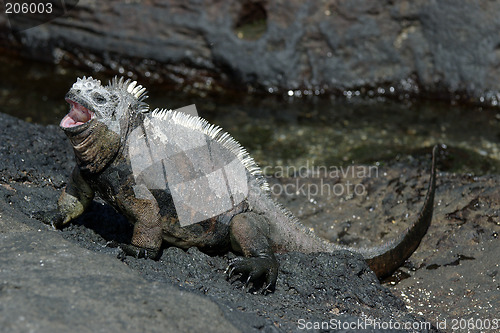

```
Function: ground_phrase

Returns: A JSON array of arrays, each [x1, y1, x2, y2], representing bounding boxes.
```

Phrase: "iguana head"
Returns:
[[61, 76, 148, 134], [61, 76, 149, 172]]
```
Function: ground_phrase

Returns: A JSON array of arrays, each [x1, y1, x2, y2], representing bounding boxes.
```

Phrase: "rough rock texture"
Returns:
[[0, 202, 243, 333], [0, 111, 444, 332], [2, 0, 500, 103]]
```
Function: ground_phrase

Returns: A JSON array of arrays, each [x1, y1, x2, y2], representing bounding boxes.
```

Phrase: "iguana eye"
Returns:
[[92, 92, 107, 104]]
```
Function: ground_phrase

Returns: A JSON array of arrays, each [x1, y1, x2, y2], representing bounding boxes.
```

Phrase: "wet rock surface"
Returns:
[[0, 112, 448, 332], [2, 0, 500, 103]]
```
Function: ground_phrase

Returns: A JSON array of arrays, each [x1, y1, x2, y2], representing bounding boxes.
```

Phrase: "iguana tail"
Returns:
[[254, 146, 438, 279], [360, 145, 438, 278]]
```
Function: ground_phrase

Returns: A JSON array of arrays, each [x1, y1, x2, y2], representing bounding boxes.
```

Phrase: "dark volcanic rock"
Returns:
[[0, 111, 444, 332], [0, 201, 243, 333], [2, 0, 500, 104]]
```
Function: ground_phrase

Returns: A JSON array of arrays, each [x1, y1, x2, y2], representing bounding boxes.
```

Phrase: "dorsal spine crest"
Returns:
[[109, 76, 148, 103], [151, 108, 270, 193]]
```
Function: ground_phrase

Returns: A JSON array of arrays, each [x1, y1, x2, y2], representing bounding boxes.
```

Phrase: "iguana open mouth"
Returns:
[[60, 99, 95, 129]]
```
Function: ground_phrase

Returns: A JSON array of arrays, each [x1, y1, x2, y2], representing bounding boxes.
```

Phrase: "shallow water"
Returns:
[[2, 54, 500, 175]]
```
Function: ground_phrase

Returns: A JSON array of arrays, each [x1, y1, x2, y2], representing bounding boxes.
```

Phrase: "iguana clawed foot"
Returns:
[[108, 241, 161, 260], [226, 255, 279, 293], [33, 209, 66, 229]]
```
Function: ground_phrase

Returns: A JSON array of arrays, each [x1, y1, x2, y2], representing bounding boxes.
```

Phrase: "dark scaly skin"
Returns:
[[362, 145, 437, 278], [39, 76, 437, 293]]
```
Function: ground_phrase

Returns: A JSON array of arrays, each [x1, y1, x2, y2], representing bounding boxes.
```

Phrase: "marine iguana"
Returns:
[[39, 76, 437, 292]]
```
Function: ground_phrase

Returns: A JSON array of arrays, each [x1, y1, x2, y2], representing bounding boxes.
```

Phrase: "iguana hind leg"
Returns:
[[227, 212, 279, 292]]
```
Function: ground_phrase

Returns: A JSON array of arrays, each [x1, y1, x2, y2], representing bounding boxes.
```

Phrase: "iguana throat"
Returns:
[[63, 119, 122, 174]]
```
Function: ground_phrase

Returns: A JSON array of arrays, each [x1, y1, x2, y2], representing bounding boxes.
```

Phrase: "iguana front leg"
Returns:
[[36, 166, 94, 228], [115, 186, 163, 260], [227, 212, 279, 292], [119, 219, 162, 260]]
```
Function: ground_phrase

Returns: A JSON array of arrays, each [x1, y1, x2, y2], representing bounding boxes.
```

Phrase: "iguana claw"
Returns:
[[115, 243, 161, 260], [226, 256, 279, 293], [32, 209, 66, 229]]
